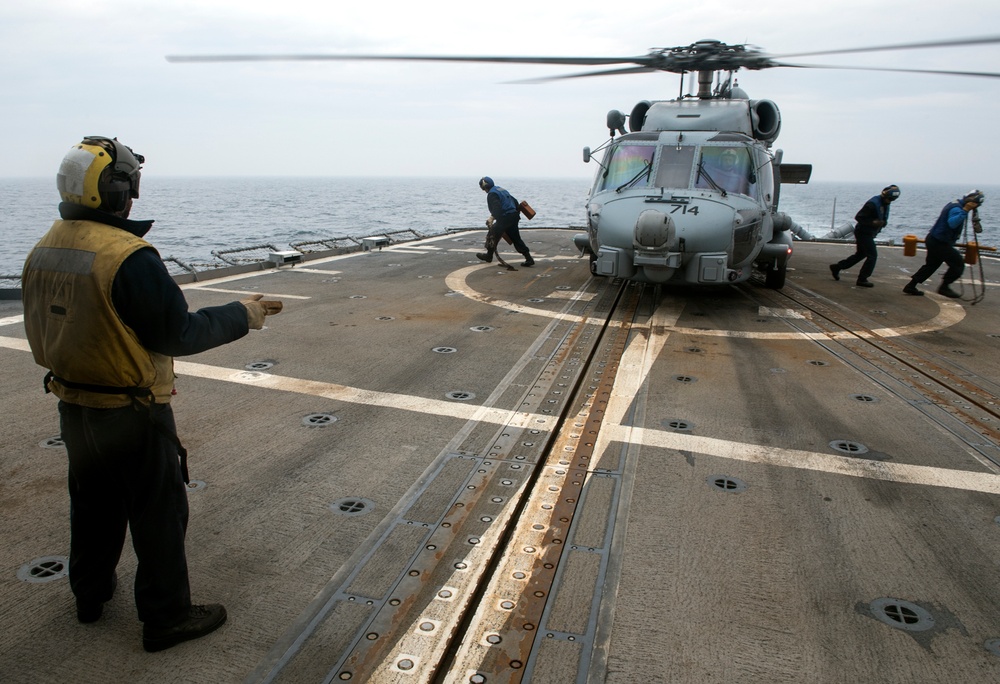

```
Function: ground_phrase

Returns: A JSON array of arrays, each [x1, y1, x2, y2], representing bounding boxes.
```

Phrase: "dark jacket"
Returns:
[[854, 195, 890, 236], [58, 203, 249, 357]]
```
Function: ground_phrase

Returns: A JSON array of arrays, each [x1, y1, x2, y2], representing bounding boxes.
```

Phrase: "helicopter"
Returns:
[[167, 36, 1000, 289]]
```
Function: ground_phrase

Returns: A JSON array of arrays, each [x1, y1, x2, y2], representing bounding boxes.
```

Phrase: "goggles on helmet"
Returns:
[[963, 190, 985, 206], [881, 185, 900, 201]]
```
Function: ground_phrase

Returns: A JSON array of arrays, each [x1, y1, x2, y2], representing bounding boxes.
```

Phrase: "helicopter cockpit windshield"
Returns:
[[597, 138, 758, 199], [654, 146, 696, 189], [695, 146, 753, 196], [596, 143, 655, 193]]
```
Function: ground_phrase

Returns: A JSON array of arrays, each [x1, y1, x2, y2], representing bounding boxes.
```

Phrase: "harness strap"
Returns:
[[44, 371, 190, 483]]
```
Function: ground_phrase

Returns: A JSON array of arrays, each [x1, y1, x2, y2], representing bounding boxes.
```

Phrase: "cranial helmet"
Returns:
[[962, 189, 985, 207], [57, 136, 143, 212], [881, 184, 900, 201], [479, 176, 494, 191]]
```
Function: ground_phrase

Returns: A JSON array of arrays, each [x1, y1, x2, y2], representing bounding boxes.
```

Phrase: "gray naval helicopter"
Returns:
[[168, 36, 1000, 289]]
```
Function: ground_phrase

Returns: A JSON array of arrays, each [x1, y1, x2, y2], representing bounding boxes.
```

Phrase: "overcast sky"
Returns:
[[2, 0, 998, 184]]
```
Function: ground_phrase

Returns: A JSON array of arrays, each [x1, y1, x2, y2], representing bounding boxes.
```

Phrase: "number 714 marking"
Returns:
[[668, 204, 699, 215]]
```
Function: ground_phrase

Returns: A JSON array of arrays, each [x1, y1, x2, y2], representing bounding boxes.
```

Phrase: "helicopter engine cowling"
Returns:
[[750, 100, 781, 142], [629, 101, 652, 132]]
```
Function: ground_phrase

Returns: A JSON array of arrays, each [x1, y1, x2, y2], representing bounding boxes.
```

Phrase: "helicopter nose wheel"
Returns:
[[589, 252, 601, 276], [764, 260, 787, 289]]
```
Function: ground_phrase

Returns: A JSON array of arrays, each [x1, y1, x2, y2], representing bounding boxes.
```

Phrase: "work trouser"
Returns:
[[910, 235, 965, 286], [485, 213, 531, 259], [59, 400, 192, 627], [834, 228, 878, 281]]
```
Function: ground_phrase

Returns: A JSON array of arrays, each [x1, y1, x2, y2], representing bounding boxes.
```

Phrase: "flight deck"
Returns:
[[3, 229, 1000, 683]]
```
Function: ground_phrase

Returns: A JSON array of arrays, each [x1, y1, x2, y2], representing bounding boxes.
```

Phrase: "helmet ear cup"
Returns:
[[97, 168, 133, 212]]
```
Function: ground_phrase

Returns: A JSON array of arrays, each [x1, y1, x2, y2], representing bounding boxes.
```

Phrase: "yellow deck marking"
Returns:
[[188, 286, 312, 300], [592, 303, 682, 461], [617, 426, 1000, 494], [547, 290, 597, 301], [869, 298, 967, 337], [671, 297, 964, 340], [446, 260, 590, 323], [450, 261, 965, 340], [173, 361, 555, 431], [758, 306, 812, 320], [0, 335, 29, 351], [284, 267, 343, 275]]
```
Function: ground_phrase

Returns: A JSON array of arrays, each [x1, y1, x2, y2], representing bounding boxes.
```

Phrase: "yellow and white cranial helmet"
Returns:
[[56, 136, 143, 211]]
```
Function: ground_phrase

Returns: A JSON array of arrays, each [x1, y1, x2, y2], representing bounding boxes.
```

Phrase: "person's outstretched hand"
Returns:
[[241, 294, 283, 329]]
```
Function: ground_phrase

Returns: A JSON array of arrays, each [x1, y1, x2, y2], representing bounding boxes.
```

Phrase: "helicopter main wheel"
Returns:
[[764, 261, 787, 289], [589, 252, 601, 276]]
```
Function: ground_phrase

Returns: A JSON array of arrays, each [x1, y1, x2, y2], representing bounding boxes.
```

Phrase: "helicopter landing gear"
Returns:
[[589, 252, 600, 276], [764, 260, 787, 289]]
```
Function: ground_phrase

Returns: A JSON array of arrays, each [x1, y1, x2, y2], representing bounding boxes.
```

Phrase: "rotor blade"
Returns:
[[506, 66, 661, 84], [770, 34, 1000, 60], [165, 53, 646, 66], [776, 61, 1000, 79]]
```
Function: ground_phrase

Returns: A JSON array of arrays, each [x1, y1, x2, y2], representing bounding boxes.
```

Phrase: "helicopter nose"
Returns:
[[633, 209, 677, 252]]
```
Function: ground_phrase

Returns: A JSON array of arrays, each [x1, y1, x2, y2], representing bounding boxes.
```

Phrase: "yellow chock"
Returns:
[[903, 234, 918, 257]]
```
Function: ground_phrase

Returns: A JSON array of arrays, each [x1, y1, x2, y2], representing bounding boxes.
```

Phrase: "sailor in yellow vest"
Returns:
[[21, 136, 283, 652]]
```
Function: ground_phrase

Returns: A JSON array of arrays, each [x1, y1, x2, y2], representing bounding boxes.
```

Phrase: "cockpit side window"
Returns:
[[695, 146, 753, 196], [654, 146, 695, 189], [597, 144, 655, 192], [755, 150, 775, 207]]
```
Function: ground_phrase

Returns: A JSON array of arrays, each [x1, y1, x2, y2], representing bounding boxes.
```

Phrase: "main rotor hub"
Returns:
[[646, 41, 774, 74]]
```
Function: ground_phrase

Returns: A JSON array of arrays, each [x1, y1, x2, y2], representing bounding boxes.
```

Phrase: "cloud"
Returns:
[[2, 0, 998, 184]]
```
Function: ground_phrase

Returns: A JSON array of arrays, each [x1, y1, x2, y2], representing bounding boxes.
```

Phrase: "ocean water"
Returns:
[[1, 176, 995, 277], [778, 182, 997, 243], [0, 177, 591, 277]]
